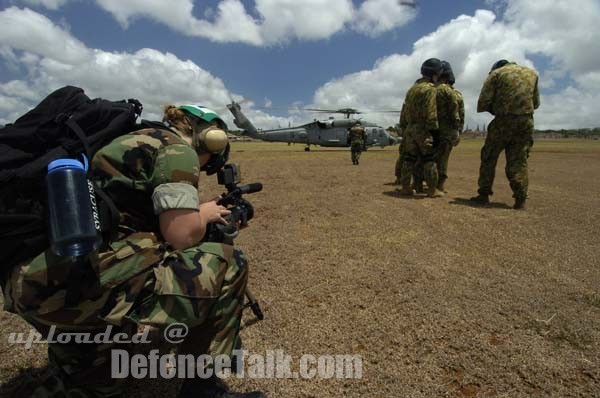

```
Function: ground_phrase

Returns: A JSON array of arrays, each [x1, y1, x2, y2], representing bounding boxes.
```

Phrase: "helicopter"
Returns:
[[226, 101, 400, 151]]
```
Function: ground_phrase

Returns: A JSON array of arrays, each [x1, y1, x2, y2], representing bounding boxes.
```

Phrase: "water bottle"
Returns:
[[46, 155, 101, 257]]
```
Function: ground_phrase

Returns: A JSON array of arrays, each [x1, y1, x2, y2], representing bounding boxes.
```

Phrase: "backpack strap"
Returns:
[[94, 184, 120, 243], [64, 116, 92, 160]]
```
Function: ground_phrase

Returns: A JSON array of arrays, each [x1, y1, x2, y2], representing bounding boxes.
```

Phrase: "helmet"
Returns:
[[490, 59, 509, 73], [420, 58, 442, 78], [440, 60, 455, 85], [178, 104, 228, 130]]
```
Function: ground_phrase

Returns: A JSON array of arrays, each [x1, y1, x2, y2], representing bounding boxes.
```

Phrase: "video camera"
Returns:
[[204, 164, 264, 320], [204, 164, 262, 244]]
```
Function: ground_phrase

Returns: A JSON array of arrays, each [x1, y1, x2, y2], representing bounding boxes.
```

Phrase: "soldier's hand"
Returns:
[[200, 200, 231, 224]]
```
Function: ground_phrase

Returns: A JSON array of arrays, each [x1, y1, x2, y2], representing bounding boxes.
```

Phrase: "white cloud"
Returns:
[[16, 0, 69, 10], [0, 7, 90, 64], [354, 0, 418, 37], [0, 7, 238, 125], [12, 0, 419, 45], [24, 0, 412, 46], [312, 2, 600, 130], [255, 0, 354, 43]]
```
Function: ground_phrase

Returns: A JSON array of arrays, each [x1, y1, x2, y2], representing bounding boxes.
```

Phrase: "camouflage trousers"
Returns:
[[394, 129, 408, 179], [2, 233, 249, 397], [435, 129, 459, 189], [351, 140, 363, 164], [477, 115, 534, 200], [399, 126, 438, 192], [395, 137, 425, 188]]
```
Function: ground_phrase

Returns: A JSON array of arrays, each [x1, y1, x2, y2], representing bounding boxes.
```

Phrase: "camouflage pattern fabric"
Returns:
[[477, 115, 534, 200], [435, 83, 461, 190], [2, 128, 249, 397], [455, 88, 465, 135], [399, 78, 439, 191], [395, 107, 409, 180], [436, 83, 460, 133], [477, 63, 540, 116], [476, 63, 540, 200], [348, 126, 366, 164], [394, 139, 404, 179], [91, 128, 201, 232]]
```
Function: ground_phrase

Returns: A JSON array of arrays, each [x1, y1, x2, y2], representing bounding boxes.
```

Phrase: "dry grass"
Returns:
[[1, 139, 600, 397]]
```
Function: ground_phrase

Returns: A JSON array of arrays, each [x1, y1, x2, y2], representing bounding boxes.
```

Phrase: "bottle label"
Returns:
[[87, 180, 102, 232]]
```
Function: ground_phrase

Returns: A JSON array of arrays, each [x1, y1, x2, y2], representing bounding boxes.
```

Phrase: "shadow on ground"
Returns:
[[0, 366, 49, 397], [382, 190, 427, 200], [450, 197, 512, 209]]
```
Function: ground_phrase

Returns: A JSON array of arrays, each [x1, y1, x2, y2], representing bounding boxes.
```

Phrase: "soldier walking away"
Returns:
[[470, 60, 540, 210], [348, 121, 366, 165], [398, 58, 445, 198], [435, 61, 464, 193]]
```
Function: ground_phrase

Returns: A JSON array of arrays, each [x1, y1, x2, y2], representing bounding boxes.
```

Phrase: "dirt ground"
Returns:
[[1, 139, 599, 397]]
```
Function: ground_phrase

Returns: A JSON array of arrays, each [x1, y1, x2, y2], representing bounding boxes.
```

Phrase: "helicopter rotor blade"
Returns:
[[359, 110, 402, 114]]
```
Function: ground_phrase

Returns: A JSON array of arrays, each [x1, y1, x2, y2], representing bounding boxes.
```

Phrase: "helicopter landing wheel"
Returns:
[[304, 146, 311, 152]]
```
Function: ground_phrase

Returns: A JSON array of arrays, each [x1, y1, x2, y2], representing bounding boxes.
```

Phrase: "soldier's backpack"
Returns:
[[0, 85, 143, 284]]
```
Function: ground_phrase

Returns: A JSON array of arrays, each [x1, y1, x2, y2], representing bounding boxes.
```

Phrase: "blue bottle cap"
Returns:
[[48, 158, 86, 173]]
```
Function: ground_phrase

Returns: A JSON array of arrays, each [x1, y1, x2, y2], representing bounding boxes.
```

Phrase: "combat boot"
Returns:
[[178, 376, 265, 398], [469, 194, 489, 205], [427, 188, 445, 198], [394, 177, 401, 185], [437, 180, 447, 193], [413, 183, 425, 194], [513, 197, 526, 210]]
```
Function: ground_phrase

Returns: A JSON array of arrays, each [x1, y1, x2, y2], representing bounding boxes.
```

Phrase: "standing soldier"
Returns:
[[435, 61, 462, 193], [398, 58, 444, 198], [470, 60, 540, 209], [348, 121, 366, 165]]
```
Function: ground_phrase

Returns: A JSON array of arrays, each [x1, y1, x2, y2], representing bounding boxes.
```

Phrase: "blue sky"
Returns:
[[1, 0, 599, 130]]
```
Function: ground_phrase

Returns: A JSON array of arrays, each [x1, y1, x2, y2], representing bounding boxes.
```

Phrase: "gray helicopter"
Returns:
[[227, 101, 400, 151]]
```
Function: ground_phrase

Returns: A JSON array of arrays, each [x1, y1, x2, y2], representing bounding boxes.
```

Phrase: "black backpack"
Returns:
[[0, 86, 143, 284]]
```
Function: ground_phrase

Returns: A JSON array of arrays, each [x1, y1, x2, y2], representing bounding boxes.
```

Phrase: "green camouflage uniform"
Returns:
[[476, 63, 540, 200], [2, 128, 248, 397], [395, 107, 408, 181], [434, 83, 462, 190], [399, 78, 439, 192], [348, 125, 366, 165], [394, 137, 404, 181], [396, 105, 425, 189]]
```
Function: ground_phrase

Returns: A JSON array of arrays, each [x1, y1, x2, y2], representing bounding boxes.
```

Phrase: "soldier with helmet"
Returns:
[[3, 104, 265, 397], [434, 61, 463, 193], [398, 58, 445, 198], [347, 120, 367, 165], [470, 60, 540, 209]]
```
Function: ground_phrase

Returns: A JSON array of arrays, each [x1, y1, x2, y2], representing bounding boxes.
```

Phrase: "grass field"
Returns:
[[1, 139, 599, 397]]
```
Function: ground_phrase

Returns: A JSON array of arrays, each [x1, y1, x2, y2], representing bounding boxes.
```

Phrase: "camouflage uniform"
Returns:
[[394, 137, 404, 182], [434, 83, 462, 191], [476, 63, 540, 200], [395, 107, 408, 182], [348, 125, 366, 165], [399, 78, 439, 194], [2, 128, 248, 397]]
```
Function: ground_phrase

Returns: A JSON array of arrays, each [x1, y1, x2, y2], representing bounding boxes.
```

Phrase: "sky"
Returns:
[[1, 0, 599, 131]]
